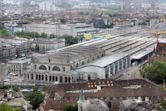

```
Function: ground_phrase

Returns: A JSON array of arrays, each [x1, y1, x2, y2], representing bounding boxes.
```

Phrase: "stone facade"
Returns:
[[8, 58, 31, 78], [24, 46, 105, 84]]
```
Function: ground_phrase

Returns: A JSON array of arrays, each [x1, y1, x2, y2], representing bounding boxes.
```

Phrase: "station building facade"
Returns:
[[24, 46, 105, 84]]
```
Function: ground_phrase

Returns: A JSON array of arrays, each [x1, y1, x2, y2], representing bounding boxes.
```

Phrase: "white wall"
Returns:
[[76, 66, 105, 79]]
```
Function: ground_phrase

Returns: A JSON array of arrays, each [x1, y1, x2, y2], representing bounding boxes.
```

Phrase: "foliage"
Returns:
[[0, 28, 10, 36], [0, 103, 20, 111], [40, 32, 48, 38], [64, 104, 78, 111], [60, 17, 67, 24], [42, 85, 49, 92], [0, 85, 9, 90], [105, 23, 115, 28], [15, 31, 83, 45], [160, 100, 166, 109], [12, 86, 19, 92], [60, 35, 83, 46], [25, 90, 44, 109], [140, 60, 166, 84], [79, 12, 90, 15], [50, 34, 56, 38], [15, 31, 48, 39]]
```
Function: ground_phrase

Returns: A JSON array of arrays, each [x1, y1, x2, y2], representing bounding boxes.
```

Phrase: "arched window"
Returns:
[[88, 75, 91, 80], [39, 65, 47, 70], [39, 75, 41, 80], [68, 77, 71, 83], [45, 75, 47, 81], [60, 76, 63, 82], [70, 66, 73, 70], [65, 77, 68, 83], [55, 76, 58, 81], [87, 59, 90, 63], [42, 75, 44, 80], [52, 66, 60, 71], [76, 63, 79, 67]]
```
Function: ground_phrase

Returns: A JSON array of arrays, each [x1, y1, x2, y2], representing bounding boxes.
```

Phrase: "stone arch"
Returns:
[[52, 66, 61, 71], [39, 65, 47, 70]]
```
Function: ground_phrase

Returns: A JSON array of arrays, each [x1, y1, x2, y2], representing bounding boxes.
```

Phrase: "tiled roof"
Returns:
[[41, 79, 166, 111]]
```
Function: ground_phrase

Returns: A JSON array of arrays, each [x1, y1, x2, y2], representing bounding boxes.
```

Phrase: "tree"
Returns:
[[0, 103, 20, 111], [64, 104, 78, 111], [160, 100, 166, 109], [25, 91, 44, 109], [42, 85, 49, 92], [35, 44, 40, 52], [140, 60, 166, 84], [61, 35, 81, 46], [12, 86, 19, 92], [40, 33, 48, 38], [0, 28, 10, 36], [50, 34, 56, 38], [60, 17, 67, 24]]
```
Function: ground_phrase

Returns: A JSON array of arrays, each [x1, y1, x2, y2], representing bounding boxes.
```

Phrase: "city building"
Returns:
[[22, 23, 98, 36], [119, 99, 154, 111], [0, 42, 16, 63], [8, 58, 31, 78], [23, 30, 157, 85], [150, 39, 166, 62], [39, 78, 166, 111], [74, 53, 130, 81], [24, 46, 104, 84], [78, 98, 109, 111], [31, 38, 65, 53], [93, 18, 106, 28], [7, 98, 33, 111], [156, 39, 166, 56], [0, 38, 30, 57]]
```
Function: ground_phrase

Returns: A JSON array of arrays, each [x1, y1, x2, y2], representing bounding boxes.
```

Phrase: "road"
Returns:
[[117, 65, 143, 80]]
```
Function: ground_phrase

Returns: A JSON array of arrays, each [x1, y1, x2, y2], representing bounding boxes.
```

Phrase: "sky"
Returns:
[[2, 0, 166, 5]]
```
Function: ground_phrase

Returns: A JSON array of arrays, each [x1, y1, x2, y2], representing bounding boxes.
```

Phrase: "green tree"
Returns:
[[40, 33, 48, 38], [50, 34, 56, 38], [12, 86, 19, 92], [160, 100, 166, 109], [35, 44, 40, 52], [0, 29, 10, 36], [42, 85, 49, 92], [0, 103, 20, 111], [60, 17, 67, 24], [64, 104, 78, 111], [25, 91, 44, 109], [140, 60, 166, 84], [61, 35, 83, 46]]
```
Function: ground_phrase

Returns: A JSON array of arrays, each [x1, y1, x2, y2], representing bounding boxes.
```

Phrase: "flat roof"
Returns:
[[76, 28, 98, 33], [83, 53, 129, 68], [131, 47, 155, 60], [9, 58, 31, 64], [158, 38, 166, 43]]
